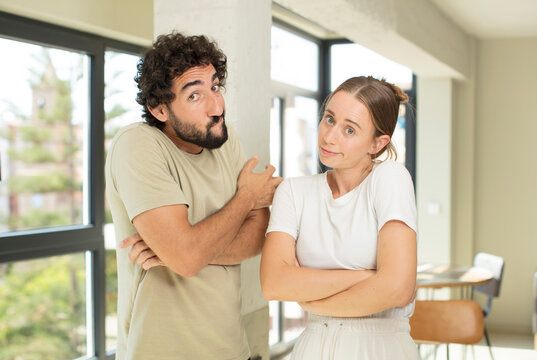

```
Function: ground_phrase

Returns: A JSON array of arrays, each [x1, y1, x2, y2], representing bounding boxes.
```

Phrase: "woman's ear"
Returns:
[[371, 134, 391, 155], [147, 104, 169, 123]]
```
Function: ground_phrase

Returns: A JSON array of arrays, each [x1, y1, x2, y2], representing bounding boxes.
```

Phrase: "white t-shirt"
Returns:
[[267, 160, 417, 318]]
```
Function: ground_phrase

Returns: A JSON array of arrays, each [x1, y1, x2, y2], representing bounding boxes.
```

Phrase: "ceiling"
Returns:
[[429, 0, 537, 38]]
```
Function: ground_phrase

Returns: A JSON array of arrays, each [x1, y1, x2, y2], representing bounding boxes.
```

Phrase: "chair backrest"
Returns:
[[410, 300, 484, 345], [473, 252, 505, 298]]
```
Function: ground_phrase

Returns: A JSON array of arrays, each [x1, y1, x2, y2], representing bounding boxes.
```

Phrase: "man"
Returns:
[[105, 32, 282, 360]]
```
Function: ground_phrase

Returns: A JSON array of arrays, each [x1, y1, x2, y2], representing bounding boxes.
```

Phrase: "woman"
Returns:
[[260, 76, 418, 359]]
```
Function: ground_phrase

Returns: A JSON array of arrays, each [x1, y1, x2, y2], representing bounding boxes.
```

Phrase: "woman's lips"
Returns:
[[320, 147, 339, 156]]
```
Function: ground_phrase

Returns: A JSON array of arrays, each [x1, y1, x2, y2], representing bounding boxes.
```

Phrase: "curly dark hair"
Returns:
[[135, 32, 227, 129]]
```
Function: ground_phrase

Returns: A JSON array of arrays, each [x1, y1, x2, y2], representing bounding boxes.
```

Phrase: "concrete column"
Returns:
[[154, 1, 272, 358], [416, 78, 452, 264], [451, 40, 476, 267]]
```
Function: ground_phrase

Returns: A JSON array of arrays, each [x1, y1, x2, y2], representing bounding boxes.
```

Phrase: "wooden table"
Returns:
[[417, 263, 494, 298]]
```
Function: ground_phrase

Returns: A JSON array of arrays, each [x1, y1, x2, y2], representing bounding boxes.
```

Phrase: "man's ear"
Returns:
[[371, 134, 391, 155], [147, 104, 168, 123]]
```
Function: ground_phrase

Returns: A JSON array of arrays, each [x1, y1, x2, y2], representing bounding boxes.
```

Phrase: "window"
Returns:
[[0, 37, 90, 234], [0, 11, 144, 360], [271, 26, 319, 92], [269, 22, 321, 350]]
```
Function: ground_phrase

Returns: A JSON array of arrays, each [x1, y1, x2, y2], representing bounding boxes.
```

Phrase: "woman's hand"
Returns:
[[119, 233, 164, 270]]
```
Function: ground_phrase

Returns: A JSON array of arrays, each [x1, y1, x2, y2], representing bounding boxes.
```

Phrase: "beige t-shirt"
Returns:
[[105, 122, 249, 360]]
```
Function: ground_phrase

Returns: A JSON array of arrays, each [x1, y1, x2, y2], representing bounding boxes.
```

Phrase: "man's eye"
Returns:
[[212, 84, 221, 92], [188, 93, 200, 101]]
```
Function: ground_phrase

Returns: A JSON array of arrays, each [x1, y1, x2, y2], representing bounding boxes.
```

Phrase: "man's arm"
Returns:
[[121, 208, 268, 269], [129, 157, 282, 277], [210, 208, 269, 265]]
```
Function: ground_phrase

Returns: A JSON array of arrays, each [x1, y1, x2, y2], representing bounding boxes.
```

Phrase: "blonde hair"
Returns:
[[323, 76, 408, 161]]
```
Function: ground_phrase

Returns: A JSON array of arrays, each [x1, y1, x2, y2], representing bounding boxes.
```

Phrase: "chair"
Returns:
[[410, 300, 484, 359], [472, 252, 505, 359]]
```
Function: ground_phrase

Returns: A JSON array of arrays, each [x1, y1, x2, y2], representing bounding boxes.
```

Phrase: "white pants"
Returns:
[[290, 315, 419, 360]]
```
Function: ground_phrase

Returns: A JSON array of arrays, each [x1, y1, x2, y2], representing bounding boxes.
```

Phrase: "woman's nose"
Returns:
[[323, 126, 337, 144]]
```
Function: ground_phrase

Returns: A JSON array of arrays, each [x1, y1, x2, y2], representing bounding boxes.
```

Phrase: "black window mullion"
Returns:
[[0, 227, 101, 262], [90, 42, 105, 239], [90, 41, 107, 360], [405, 74, 417, 184]]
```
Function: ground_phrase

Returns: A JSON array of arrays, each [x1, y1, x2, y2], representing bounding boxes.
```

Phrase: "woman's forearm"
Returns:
[[299, 272, 415, 317], [300, 221, 417, 317], [260, 231, 376, 302], [261, 265, 375, 302]]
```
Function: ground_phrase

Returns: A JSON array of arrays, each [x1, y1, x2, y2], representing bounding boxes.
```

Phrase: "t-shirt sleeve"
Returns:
[[266, 179, 298, 239], [372, 162, 417, 233], [109, 128, 189, 222]]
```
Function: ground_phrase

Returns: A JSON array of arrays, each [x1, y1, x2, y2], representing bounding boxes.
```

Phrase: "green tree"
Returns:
[[6, 49, 82, 230], [0, 49, 86, 359], [0, 255, 86, 360]]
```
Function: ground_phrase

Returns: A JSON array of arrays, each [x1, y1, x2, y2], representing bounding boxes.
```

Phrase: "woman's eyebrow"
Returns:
[[325, 108, 361, 128]]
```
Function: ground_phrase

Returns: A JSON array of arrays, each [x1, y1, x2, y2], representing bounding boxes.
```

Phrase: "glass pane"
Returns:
[[271, 26, 319, 91], [0, 253, 88, 359], [103, 50, 141, 351], [268, 300, 280, 346], [282, 301, 308, 342], [283, 96, 319, 177], [270, 97, 282, 177], [330, 43, 413, 91], [392, 104, 407, 165], [0, 37, 89, 233]]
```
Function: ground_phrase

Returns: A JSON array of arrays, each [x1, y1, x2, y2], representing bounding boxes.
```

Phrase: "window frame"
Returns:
[[0, 11, 144, 360]]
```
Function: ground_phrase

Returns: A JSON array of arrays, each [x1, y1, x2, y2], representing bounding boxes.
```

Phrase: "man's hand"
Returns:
[[237, 156, 283, 209], [119, 233, 164, 270]]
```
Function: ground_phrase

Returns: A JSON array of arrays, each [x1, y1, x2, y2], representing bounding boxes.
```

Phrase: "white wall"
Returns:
[[416, 78, 452, 264], [473, 38, 537, 332]]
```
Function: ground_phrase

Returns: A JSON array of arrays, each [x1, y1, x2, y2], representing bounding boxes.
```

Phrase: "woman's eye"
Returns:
[[326, 116, 334, 124], [345, 128, 355, 135], [188, 93, 200, 101]]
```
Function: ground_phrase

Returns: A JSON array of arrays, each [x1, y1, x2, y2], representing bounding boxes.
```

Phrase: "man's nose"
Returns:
[[208, 91, 224, 116]]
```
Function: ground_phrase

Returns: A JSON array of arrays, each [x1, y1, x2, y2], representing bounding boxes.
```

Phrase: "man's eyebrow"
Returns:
[[325, 108, 361, 128], [181, 80, 202, 92], [180, 72, 219, 92]]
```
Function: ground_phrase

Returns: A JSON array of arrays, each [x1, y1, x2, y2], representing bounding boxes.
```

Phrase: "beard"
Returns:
[[168, 107, 228, 149]]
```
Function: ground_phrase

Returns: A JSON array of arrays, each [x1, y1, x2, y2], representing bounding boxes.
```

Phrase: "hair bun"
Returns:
[[379, 79, 409, 103]]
